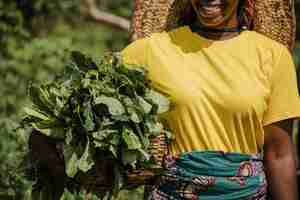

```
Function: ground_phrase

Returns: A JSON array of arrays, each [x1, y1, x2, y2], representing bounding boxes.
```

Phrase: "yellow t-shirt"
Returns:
[[121, 26, 300, 155]]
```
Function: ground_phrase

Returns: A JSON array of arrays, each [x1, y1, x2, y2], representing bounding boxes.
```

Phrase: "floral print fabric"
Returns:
[[144, 151, 267, 200]]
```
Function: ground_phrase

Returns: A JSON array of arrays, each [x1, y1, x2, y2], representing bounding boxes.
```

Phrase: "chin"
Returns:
[[198, 16, 226, 28]]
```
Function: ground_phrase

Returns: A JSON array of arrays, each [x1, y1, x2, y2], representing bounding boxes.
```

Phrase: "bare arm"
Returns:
[[264, 121, 298, 200]]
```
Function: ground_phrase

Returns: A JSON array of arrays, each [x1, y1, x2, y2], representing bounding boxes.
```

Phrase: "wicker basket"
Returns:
[[130, 0, 296, 51]]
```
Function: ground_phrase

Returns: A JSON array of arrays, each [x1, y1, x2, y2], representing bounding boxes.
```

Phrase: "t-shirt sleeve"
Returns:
[[121, 37, 149, 67], [262, 46, 300, 126]]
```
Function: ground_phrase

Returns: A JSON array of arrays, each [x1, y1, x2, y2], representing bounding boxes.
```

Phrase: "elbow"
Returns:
[[263, 124, 295, 162]]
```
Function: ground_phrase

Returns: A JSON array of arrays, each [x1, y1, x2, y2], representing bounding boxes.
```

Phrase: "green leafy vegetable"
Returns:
[[122, 128, 142, 150], [22, 51, 172, 198], [78, 139, 94, 173], [94, 96, 125, 116]]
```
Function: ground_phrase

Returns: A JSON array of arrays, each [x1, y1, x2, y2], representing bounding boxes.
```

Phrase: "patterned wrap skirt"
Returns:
[[144, 151, 267, 200]]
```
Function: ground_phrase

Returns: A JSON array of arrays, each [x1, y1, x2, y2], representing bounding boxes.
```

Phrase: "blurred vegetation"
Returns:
[[0, 0, 131, 120], [0, 0, 138, 199], [1, 0, 300, 199]]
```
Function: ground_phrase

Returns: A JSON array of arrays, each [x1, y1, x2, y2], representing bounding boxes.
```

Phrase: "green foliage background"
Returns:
[[0, 0, 139, 199], [1, 0, 300, 199]]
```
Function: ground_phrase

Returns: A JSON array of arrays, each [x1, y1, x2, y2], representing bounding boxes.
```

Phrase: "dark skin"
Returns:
[[190, 0, 241, 40], [264, 121, 298, 200], [190, 0, 298, 199]]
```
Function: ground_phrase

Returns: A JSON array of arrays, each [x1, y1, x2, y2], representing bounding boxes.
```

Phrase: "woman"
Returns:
[[122, 0, 300, 199]]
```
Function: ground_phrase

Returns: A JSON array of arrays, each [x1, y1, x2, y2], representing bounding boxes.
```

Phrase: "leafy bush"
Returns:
[[0, 37, 72, 118], [0, 119, 31, 200]]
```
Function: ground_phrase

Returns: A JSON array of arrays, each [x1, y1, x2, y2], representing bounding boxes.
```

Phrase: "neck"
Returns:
[[193, 13, 241, 40], [193, 28, 241, 40]]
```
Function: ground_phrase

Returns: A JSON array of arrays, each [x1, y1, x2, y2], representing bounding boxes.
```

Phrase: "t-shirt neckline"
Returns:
[[179, 25, 249, 46]]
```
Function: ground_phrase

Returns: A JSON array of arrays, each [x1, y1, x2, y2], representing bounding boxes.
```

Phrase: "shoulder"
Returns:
[[121, 35, 153, 66], [246, 30, 291, 74], [246, 30, 287, 57], [121, 26, 186, 66], [128, 26, 188, 46], [124, 28, 175, 48], [121, 30, 169, 55]]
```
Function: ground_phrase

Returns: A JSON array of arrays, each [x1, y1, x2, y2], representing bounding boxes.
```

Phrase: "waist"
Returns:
[[152, 150, 267, 199], [167, 123, 264, 155], [168, 139, 263, 156], [163, 150, 264, 178]]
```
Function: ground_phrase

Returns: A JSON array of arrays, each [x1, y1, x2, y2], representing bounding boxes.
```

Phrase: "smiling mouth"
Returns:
[[198, 0, 226, 7], [199, 4, 225, 9], [200, 3, 225, 7], [198, 4, 225, 19]]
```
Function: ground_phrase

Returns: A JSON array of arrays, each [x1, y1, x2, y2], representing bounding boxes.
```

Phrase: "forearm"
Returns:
[[264, 125, 298, 200]]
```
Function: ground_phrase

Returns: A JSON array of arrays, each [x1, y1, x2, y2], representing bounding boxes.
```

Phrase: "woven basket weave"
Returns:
[[254, 0, 296, 50], [130, 0, 296, 51]]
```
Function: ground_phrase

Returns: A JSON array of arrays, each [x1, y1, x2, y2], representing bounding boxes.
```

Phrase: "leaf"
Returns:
[[127, 67, 147, 83], [128, 107, 141, 123], [122, 97, 134, 106], [35, 85, 56, 114], [93, 140, 104, 148], [109, 145, 118, 158], [63, 144, 79, 178], [140, 135, 150, 149], [81, 78, 91, 88], [110, 134, 121, 146], [78, 139, 94, 173], [137, 96, 152, 114], [86, 69, 99, 79], [146, 89, 170, 114], [32, 124, 65, 139], [66, 153, 79, 178], [111, 115, 130, 122], [121, 150, 138, 167], [82, 100, 95, 131], [146, 121, 163, 135], [92, 129, 118, 141], [94, 96, 125, 116], [122, 128, 142, 150], [63, 63, 81, 81], [93, 129, 118, 150], [28, 85, 49, 111], [55, 96, 64, 113], [65, 128, 73, 145], [71, 51, 97, 72], [23, 107, 50, 121], [32, 117, 60, 129]]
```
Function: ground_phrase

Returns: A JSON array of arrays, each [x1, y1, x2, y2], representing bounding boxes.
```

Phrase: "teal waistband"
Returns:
[[154, 150, 267, 200], [169, 150, 263, 177]]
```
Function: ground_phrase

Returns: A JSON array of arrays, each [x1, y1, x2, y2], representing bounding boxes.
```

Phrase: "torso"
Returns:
[[123, 25, 285, 155]]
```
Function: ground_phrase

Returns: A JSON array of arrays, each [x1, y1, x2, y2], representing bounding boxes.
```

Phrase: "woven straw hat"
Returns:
[[130, 0, 296, 51]]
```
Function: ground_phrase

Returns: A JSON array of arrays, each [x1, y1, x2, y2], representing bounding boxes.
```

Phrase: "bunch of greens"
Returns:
[[22, 51, 171, 197]]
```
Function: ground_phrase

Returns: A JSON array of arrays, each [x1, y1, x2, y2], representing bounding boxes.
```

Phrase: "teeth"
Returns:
[[200, 0, 224, 6], [198, 5, 223, 17], [202, 7, 221, 13]]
